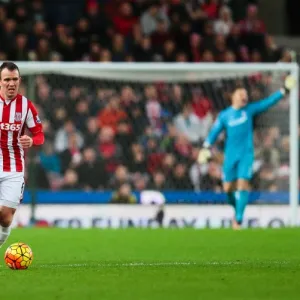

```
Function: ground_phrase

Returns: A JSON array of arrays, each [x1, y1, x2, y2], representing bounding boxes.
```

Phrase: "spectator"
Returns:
[[97, 95, 128, 133], [169, 0, 190, 24], [134, 36, 154, 62], [111, 34, 127, 62], [200, 161, 222, 192], [214, 5, 233, 36], [0, 18, 16, 52], [256, 135, 280, 170], [255, 164, 277, 191], [190, 33, 202, 62], [149, 170, 172, 190], [98, 126, 122, 173], [174, 102, 205, 144], [129, 104, 149, 137], [115, 120, 135, 159], [84, 117, 100, 147], [161, 39, 176, 62], [151, 20, 171, 53], [170, 163, 193, 190], [161, 153, 176, 176], [85, 1, 112, 46], [9, 33, 29, 61], [140, 2, 169, 36], [74, 100, 90, 132], [60, 133, 83, 174], [128, 144, 148, 174], [100, 48, 112, 61], [201, 49, 215, 62], [52, 24, 76, 61], [109, 165, 130, 189], [14, 4, 31, 33], [74, 17, 90, 60], [262, 35, 281, 62], [31, 38, 52, 61], [39, 142, 61, 175], [120, 86, 138, 111], [113, 2, 137, 37], [160, 123, 177, 152], [239, 4, 266, 35], [110, 183, 137, 204], [224, 50, 236, 62], [28, 20, 47, 50], [145, 85, 164, 135], [54, 119, 84, 153], [201, 0, 219, 20], [227, 24, 243, 55], [61, 169, 80, 190], [76, 148, 108, 190], [186, 0, 207, 33], [213, 34, 227, 62], [30, 0, 45, 22], [173, 134, 193, 161], [133, 175, 149, 192], [174, 21, 192, 55]]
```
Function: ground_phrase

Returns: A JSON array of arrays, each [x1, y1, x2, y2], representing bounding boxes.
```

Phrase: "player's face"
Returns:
[[0, 68, 21, 100], [232, 88, 248, 108]]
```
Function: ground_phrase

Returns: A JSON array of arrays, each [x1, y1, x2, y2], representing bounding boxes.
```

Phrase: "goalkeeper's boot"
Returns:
[[232, 219, 241, 230]]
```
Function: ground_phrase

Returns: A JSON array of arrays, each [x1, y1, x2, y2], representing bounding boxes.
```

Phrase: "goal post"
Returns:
[[17, 62, 299, 226]]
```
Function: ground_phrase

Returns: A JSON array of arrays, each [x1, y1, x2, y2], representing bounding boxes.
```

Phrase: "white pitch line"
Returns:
[[0, 260, 293, 269], [37, 261, 288, 268], [39, 262, 198, 268]]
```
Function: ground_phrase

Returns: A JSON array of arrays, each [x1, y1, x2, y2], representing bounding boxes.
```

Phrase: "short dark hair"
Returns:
[[0, 61, 20, 79]]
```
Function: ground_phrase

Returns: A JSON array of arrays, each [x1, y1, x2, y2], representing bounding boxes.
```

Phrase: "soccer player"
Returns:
[[198, 76, 295, 229], [0, 62, 44, 247]]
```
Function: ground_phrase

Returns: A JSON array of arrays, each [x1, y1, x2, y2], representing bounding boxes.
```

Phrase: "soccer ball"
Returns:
[[4, 242, 33, 270]]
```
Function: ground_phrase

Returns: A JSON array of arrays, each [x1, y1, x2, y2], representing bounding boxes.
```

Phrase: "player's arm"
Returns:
[[20, 101, 45, 148], [248, 75, 295, 115], [198, 114, 224, 164]]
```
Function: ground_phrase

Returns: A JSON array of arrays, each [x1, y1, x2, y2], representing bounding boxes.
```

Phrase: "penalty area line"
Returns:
[[0, 260, 292, 269], [38, 261, 241, 268], [36, 260, 292, 268]]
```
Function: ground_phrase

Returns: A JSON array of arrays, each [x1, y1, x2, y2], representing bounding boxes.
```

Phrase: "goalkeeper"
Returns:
[[198, 75, 295, 229]]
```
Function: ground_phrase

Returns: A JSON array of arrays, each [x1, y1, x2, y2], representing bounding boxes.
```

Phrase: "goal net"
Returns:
[[18, 62, 299, 226]]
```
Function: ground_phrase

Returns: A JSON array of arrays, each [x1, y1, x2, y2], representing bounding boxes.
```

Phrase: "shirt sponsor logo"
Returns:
[[228, 111, 248, 127], [0, 123, 21, 131]]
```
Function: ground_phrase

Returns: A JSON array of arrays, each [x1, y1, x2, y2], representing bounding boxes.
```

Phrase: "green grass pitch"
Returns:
[[0, 228, 299, 300]]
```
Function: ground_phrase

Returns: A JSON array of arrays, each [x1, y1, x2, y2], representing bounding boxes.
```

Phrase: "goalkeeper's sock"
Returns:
[[234, 190, 249, 225], [0, 226, 11, 248], [226, 192, 236, 208]]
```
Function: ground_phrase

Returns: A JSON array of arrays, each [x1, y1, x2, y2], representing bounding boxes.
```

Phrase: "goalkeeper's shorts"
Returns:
[[222, 153, 254, 183]]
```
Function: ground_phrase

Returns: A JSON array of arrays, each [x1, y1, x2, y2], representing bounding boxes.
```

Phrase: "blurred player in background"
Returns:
[[198, 75, 295, 229], [0, 62, 44, 247]]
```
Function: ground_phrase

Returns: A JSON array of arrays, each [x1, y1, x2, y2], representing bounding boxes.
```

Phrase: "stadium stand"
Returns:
[[0, 0, 294, 195]]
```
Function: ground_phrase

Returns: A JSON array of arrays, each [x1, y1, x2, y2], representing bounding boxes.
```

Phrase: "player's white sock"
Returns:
[[0, 226, 11, 248]]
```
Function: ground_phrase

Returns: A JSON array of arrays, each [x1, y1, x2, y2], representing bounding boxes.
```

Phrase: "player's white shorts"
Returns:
[[0, 172, 24, 209]]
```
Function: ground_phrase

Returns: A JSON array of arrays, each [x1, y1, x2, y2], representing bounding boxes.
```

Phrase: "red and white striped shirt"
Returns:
[[0, 94, 44, 173]]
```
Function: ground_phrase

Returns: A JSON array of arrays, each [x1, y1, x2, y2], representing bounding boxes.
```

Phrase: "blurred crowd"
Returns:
[[0, 0, 293, 63], [1, 0, 293, 199], [22, 71, 291, 199]]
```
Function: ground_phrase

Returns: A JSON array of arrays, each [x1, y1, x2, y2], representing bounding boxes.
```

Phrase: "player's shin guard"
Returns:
[[226, 192, 236, 208], [234, 190, 249, 225], [0, 226, 11, 248]]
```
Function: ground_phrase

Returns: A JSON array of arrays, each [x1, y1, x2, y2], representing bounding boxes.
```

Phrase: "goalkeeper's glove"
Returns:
[[282, 75, 296, 94], [197, 147, 212, 164]]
